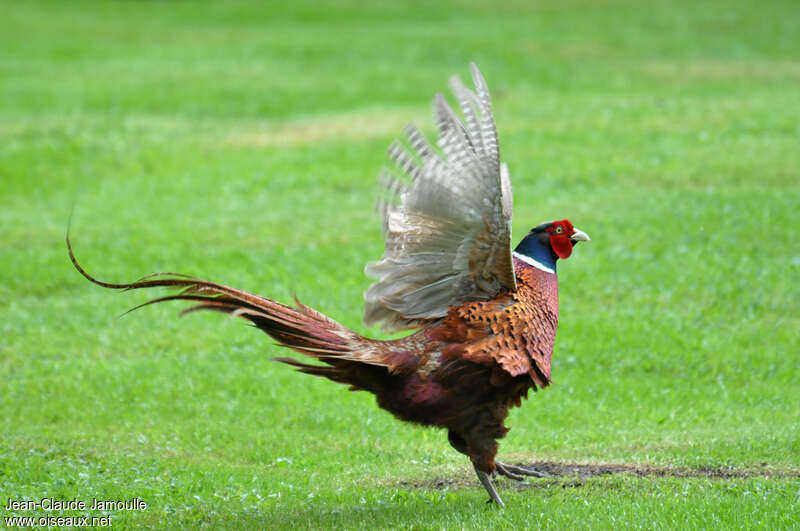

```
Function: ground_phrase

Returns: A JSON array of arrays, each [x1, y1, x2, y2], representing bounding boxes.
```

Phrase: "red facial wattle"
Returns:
[[550, 234, 573, 259]]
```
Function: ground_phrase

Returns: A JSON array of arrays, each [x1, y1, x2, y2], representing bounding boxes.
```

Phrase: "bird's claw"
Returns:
[[495, 462, 525, 481], [495, 460, 549, 480]]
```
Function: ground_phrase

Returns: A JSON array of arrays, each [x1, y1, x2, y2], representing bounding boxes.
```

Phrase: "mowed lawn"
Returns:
[[1, 0, 799, 528]]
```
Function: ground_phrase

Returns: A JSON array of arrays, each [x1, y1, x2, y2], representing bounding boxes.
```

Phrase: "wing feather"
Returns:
[[364, 64, 515, 332]]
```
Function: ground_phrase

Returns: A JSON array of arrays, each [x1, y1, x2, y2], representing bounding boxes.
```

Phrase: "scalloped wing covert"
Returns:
[[364, 64, 516, 332]]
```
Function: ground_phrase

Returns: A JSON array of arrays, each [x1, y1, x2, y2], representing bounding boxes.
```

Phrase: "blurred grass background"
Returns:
[[1, 0, 798, 528]]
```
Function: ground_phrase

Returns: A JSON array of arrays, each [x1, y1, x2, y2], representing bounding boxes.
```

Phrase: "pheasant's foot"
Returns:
[[494, 461, 524, 481], [495, 460, 548, 479], [473, 464, 504, 507]]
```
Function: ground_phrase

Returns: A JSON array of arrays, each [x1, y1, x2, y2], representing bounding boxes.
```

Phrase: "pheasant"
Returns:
[[69, 64, 589, 507]]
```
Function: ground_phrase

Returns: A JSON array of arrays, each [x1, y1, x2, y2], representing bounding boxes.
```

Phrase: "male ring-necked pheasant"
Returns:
[[69, 64, 589, 506]]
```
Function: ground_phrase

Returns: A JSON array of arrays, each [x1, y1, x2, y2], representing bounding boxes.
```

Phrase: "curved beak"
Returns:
[[570, 228, 590, 242]]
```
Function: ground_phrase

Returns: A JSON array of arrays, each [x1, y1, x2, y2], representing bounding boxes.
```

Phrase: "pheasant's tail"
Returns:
[[67, 234, 392, 375]]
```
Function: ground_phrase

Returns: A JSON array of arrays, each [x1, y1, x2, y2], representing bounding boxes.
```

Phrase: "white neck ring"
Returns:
[[512, 251, 556, 274]]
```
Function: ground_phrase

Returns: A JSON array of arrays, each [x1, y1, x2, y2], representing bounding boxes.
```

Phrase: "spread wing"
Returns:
[[363, 64, 516, 332]]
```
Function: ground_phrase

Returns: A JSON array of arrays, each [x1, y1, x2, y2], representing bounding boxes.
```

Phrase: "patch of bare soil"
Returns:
[[396, 462, 800, 491]]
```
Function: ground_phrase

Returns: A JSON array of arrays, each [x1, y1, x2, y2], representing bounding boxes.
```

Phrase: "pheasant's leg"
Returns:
[[456, 410, 517, 506], [473, 464, 504, 507], [495, 461, 548, 479], [451, 430, 504, 505]]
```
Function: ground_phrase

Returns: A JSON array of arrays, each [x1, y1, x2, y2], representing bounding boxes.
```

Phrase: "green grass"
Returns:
[[2, 0, 799, 528]]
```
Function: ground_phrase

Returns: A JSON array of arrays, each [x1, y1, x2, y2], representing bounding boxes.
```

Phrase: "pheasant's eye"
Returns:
[[554, 226, 564, 234]]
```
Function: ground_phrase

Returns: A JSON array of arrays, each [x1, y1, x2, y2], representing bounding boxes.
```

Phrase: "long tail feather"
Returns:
[[67, 233, 393, 373]]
